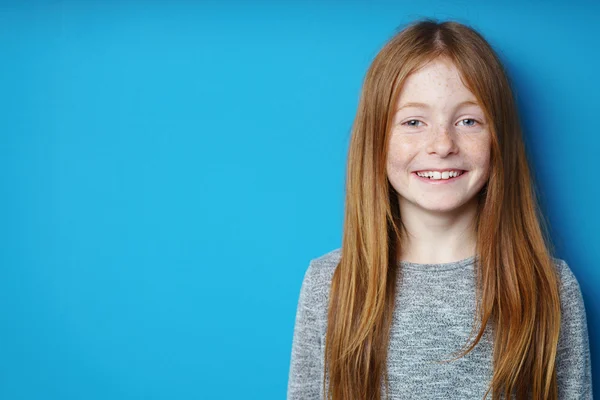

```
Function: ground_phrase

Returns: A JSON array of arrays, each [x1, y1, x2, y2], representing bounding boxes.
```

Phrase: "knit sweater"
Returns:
[[287, 248, 593, 399]]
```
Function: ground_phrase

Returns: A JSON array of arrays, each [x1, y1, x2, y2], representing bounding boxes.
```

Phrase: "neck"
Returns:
[[396, 196, 478, 264]]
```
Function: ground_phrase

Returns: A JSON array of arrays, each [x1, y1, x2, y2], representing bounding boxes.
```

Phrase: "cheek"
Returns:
[[386, 138, 418, 191], [479, 141, 492, 170], [387, 136, 417, 168], [465, 139, 492, 185], [462, 135, 491, 165]]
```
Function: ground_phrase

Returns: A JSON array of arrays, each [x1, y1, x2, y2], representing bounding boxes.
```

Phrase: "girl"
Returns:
[[287, 19, 592, 400]]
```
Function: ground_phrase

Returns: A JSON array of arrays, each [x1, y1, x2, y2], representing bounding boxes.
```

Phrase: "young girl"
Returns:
[[287, 19, 593, 400]]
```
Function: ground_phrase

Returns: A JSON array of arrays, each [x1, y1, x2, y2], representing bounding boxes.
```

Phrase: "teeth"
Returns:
[[416, 170, 464, 180]]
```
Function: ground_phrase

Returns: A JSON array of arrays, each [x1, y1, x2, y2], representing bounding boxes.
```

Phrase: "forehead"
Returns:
[[396, 58, 478, 104]]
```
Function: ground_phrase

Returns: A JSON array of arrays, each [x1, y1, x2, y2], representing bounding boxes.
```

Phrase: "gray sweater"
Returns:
[[287, 248, 593, 399]]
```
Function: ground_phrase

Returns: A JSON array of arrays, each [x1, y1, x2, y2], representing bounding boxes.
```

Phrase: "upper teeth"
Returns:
[[416, 170, 463, 180]]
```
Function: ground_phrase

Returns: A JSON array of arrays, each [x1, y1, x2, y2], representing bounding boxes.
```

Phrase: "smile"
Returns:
[[412, 171, 468, 184]]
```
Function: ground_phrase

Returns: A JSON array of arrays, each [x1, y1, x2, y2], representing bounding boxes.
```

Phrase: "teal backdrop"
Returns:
[[1, 1, 598, 398]]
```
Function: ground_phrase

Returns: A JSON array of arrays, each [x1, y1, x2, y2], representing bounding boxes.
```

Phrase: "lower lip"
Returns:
[[412, 171, 468, 184]]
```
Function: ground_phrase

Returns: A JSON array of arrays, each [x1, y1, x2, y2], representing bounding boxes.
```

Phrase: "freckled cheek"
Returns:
[[463, 140, 492, 175], [387, 140, 418, 179], [388, 138, 418, 161]]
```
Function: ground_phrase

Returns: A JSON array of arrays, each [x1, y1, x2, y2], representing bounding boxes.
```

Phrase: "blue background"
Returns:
[[1, 1, 598, 398]]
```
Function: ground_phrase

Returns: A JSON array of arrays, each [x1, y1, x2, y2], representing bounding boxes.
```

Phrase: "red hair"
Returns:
[[324, 19, 560, 400]]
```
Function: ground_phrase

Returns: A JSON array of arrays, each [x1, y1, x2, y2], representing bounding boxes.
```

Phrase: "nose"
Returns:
[[426, 124, 458, 157]]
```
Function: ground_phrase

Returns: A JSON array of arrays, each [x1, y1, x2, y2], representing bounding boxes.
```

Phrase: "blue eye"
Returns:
[[403, 119, 424, 127], [458, 119, 478, 127]]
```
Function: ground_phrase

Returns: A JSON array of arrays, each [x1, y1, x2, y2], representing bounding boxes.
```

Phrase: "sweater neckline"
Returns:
[[398, 254, 478, 272]]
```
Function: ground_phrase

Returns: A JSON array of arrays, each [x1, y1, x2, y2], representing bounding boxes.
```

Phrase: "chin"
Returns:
[[422, 205, 462, 213], [416, 199, 466, 212]]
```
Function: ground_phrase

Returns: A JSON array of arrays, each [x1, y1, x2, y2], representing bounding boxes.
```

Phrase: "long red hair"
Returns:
[[324, 19, 560, 400]]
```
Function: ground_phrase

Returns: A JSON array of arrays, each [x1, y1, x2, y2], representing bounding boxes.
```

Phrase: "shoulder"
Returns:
[[550, 259, 593, 396], [308, 248, 342, 285], [299, 248, 342, 310], [310, 247, 342, 276], [550, 257, 588, 317], [550, 256, 583, 293]]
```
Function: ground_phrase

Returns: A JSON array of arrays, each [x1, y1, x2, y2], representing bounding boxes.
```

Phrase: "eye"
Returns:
[[402, 119, 425, 128], [457, 118, 479, 127]]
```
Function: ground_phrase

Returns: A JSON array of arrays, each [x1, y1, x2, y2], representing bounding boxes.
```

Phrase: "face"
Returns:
[[386, 57, 491, 215]]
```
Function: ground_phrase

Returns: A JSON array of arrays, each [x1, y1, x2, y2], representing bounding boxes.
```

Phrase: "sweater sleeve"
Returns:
[[287, 261, 324, 400], [556, 259, 593, 399]]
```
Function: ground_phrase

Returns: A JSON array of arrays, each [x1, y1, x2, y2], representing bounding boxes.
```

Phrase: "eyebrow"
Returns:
[[395, 100, 481, 112]]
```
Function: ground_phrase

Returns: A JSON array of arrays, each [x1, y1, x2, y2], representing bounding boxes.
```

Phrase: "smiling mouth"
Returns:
[[414, 170, 466, 180]]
